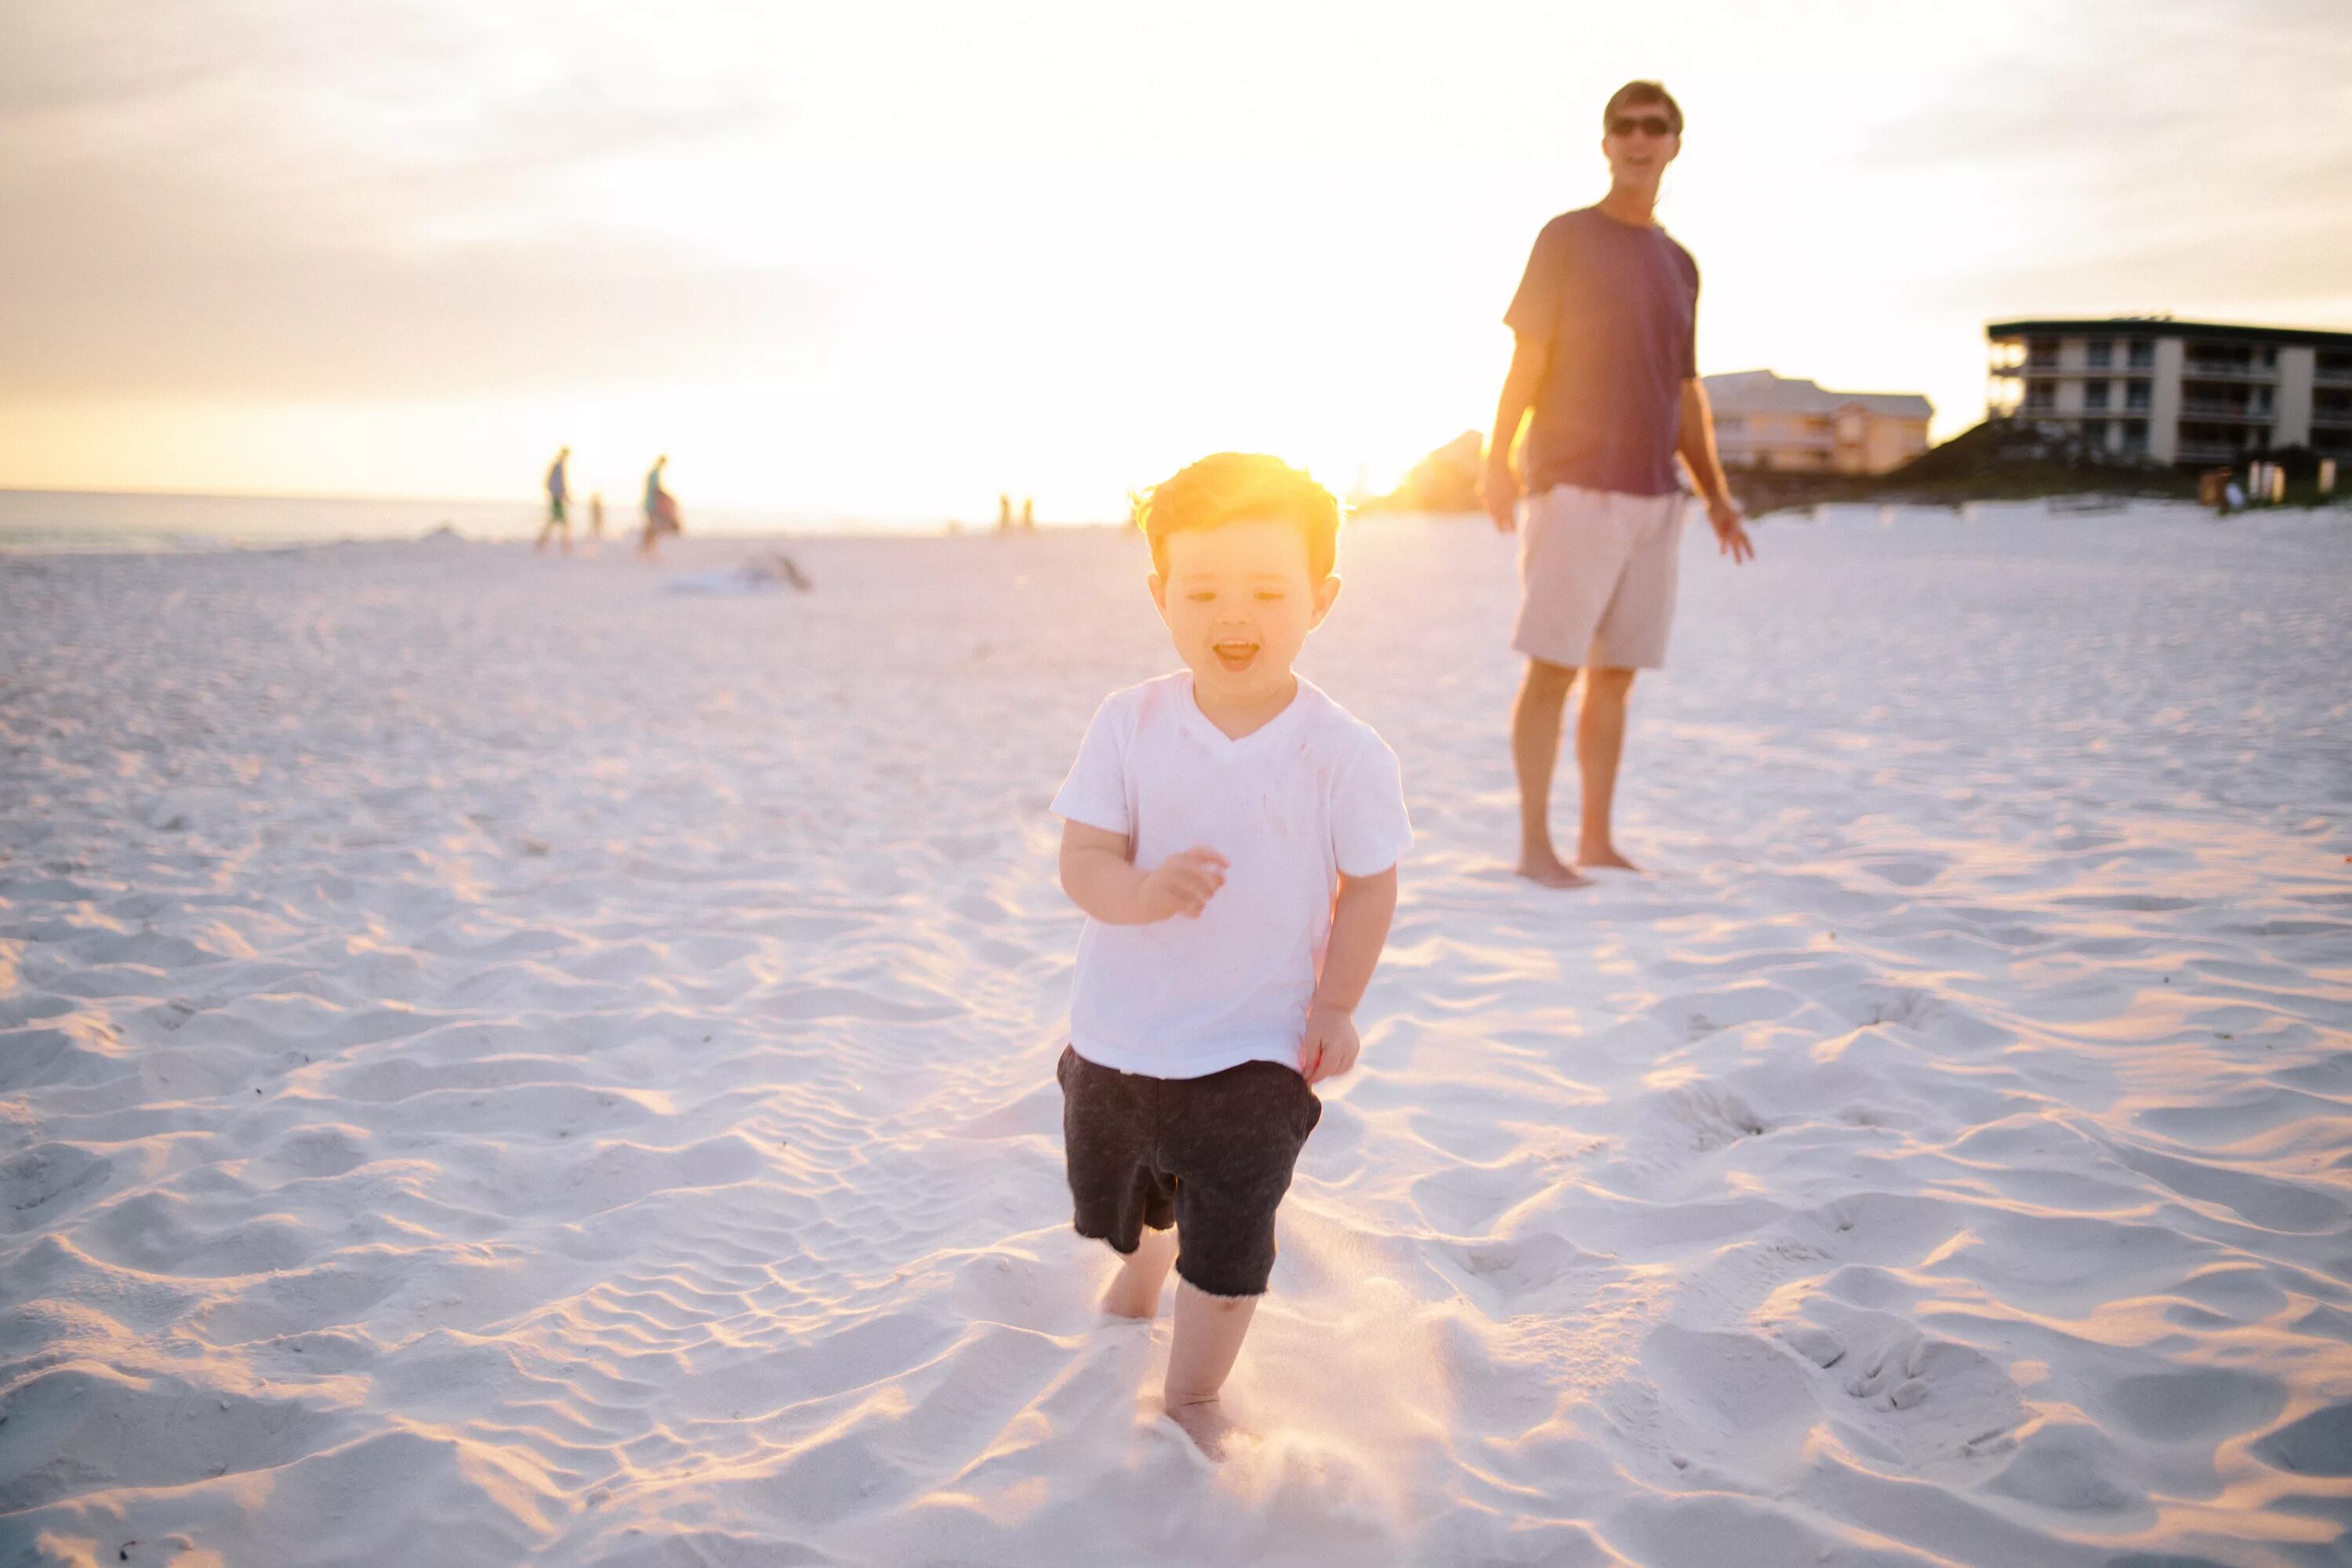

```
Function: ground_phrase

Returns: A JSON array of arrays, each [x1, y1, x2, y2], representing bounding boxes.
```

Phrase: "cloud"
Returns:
[[0, 0, 816, 399], [1862, 0, 2352, 266]]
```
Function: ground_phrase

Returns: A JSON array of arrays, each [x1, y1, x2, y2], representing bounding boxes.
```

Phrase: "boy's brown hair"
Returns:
[[1133, 452, 1341, 581]]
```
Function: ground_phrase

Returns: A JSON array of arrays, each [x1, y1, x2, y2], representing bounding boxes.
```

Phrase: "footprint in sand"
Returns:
[[2252, 1402, 2352, 1477], [1452, 1231, 1592, 1299], [0, 1143, 114, 1234]]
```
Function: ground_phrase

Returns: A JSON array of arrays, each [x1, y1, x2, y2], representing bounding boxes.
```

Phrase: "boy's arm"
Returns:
[[1301, 866, 1399, 1083], [1058, 818, 1228, 925]]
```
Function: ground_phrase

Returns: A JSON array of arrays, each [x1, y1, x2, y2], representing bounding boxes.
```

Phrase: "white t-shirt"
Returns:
[[1051, 671, 1413, 1080]]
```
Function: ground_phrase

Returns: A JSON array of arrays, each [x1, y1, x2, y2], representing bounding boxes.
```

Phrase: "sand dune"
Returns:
[[2, 503, 2348, 1566]]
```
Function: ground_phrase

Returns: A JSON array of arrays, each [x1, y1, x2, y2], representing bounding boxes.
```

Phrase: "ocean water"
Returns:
[[0, 489, 949, 554]]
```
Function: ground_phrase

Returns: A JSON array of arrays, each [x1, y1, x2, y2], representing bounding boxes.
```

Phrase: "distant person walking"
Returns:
[[588, 492, 605, 540], [1482, 80, 1752, 888], [537, 447, 572, 554], [638, 456, 681, 561]]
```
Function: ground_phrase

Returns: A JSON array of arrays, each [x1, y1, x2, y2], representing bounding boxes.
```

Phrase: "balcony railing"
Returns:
[[2179, 401, 2275, 422], [2310, 408, 2352, 429], [2178, 441, 2253, 463], [2181, 361, 2277, 382], [2316, 366, 2352, 386]]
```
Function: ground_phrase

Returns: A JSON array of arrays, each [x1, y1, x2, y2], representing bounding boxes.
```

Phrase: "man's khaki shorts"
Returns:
[[1511, 483, 1686, 670]]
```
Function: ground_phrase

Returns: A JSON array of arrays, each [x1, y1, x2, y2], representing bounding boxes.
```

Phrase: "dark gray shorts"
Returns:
[[1057, 1045, 1322, 1298]]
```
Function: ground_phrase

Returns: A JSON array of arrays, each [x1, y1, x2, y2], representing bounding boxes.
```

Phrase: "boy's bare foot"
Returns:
[[1101, 1274, 1158, 1318], [1101, 1228, 1176, 1318], [1515, 851, 1592, 888], [1164, 1396, 1245, 1461], [1577, 843, 1642, 872]]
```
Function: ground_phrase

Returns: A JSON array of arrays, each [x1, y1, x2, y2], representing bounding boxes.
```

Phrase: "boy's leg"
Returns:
[[1156, 1059, 1321, 1457], [1101, 1225, 1175, 1318], [1163, 1282, 1258, 1457], [1575, 666, 1639, 869], [1511, 658, 1589, 887], [1057, 1047, 1176, 1317]]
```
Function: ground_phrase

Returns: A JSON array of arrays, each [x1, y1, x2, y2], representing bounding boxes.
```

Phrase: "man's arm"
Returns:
[[1677, 378, 1755, 564], [1483, 335, 1548, 532], [1058, 818, 1227, 926], [1300, 865, 1399, 1083]]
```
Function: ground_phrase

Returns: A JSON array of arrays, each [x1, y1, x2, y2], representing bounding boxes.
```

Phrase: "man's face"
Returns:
[[1601, 105, 1680, 187], [1149, 517, 1339, 709]]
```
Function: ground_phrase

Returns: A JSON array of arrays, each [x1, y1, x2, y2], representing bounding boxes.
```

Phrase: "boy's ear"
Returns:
[[1146, 572, 1170, 625], [1308, 574, 1341, 630]]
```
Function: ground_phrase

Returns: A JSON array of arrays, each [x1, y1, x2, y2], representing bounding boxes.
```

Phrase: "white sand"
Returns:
[[3, 504, 2349, 1567]]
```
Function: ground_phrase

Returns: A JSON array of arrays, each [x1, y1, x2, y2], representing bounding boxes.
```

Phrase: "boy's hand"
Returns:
[[1300, 1004, 1360, 1084], [1138, 846, 1228, 921]]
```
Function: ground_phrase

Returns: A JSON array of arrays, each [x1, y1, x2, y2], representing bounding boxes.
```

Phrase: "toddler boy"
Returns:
[[1050, 452, 1411, 1458]]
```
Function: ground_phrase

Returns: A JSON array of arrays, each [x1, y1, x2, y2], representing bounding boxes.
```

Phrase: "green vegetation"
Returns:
[[1726, 420, 2194, 514], [1358, 421, 2345, 517]]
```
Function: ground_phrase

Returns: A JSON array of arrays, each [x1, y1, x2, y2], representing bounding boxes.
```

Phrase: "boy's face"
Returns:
[[1149, 516, 1340, 707]]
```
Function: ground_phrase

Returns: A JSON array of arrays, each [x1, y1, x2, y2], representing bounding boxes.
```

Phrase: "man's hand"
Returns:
[[1300, 1004, 1361, 1084], [1483, 457, 1520, 533], [1136, 846, 1228, 922], [1706, 492, 1755, 564]]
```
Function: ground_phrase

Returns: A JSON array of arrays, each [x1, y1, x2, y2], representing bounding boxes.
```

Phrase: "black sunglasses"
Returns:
[[1608, 114, 1675, 138]]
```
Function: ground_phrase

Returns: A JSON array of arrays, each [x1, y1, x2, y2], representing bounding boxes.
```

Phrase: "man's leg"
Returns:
[[1163, 1279, 1258, 1459], [1512, 658, 1589, 887], [1101, 1225, 1175, 1318], [1576, 666, 1639, 869]]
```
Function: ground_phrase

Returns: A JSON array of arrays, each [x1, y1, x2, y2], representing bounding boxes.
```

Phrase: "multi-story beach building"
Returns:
[[1700, 370, 1933, 476], [1986, 318, 2352, 467]]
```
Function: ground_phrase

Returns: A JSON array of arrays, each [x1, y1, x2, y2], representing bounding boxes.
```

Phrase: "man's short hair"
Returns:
[[1603, 80, 1682, 135], [1134, 452, 1341, 582]]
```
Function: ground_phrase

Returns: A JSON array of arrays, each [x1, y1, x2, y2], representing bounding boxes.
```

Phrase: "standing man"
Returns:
[[537, 446, 572, 554], [1483, 80, 1752, 889]]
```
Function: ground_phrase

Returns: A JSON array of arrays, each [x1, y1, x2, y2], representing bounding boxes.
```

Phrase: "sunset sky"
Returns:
[[3, 0, 2347, 520]]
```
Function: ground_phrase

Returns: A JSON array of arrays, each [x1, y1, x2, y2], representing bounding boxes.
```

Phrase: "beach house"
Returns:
[[1700, 370, 1933, 476], [1986, 318, 2352, 467]]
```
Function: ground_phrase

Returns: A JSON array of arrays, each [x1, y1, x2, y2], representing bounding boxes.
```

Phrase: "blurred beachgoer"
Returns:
[[1021, 496, 1036, 531], [1482, 80, 1751, 888], [537, 447, 572, 554], [997, 493, 1014, 532], [588, 492, 605, 540], [638, 456, 681, 561], [1051, 454, 1410, 1461]]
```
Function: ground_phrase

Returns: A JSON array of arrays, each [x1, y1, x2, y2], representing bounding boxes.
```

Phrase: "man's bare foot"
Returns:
[[1515, 851, 1592, 888], [1165, 1396, 1245, 1461], [1577, 844, 1642, 872]]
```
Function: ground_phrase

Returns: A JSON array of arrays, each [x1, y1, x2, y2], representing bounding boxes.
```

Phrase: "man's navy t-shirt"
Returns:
[[1504, 205, 1699, 499]]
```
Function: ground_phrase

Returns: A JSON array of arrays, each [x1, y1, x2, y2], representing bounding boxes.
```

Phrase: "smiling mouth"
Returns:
[[1211, 639, 1259, 673]]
